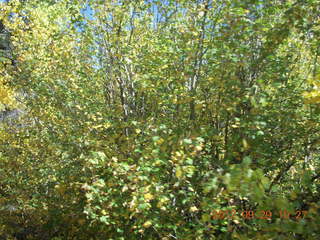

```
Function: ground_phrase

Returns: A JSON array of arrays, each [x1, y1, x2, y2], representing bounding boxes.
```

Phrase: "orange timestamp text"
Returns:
[[210, 209, 308, 220]]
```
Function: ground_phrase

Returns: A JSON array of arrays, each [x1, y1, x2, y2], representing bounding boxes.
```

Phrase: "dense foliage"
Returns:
[[0, 0, 320, 239]]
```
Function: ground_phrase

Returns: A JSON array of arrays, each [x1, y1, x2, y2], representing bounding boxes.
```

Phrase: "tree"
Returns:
[[0, 0, 319, 239]]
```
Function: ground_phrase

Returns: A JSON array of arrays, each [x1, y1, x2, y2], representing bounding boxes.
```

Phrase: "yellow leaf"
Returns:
[[190, 206, 198, 212], [175, 167, 183, 179], [101, 210, 107, 215], [304, 96, 320, 104], [144, 193, 154, 201], [143, 220, 152, 228], [242, 138, 249, 150], [201, 214, 210, 222], [195, 145, 202, 151]]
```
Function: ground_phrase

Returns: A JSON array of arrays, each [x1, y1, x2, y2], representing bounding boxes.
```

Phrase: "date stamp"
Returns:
[[210, 209, 308, 220]]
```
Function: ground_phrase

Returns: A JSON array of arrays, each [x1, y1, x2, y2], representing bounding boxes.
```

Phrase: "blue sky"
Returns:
[[81, 3, 94, 21]]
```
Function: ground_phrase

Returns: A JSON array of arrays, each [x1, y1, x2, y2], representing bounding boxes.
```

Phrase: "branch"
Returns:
[[268, 161, 295, 193]]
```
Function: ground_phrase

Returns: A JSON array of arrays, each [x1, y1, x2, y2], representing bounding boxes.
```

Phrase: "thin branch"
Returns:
[[268, 161, 295, 193]]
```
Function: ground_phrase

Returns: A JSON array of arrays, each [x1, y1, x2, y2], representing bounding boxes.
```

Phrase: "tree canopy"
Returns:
[[0, 0, 319, 239]]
